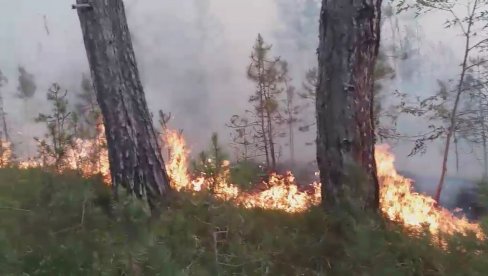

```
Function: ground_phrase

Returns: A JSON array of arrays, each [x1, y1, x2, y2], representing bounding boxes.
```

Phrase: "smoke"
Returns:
[[382, 7, 484, 181], [0, 0, 483, 189]]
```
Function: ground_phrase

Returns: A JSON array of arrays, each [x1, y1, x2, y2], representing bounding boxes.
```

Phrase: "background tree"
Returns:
[[34, 84, 76, 171], [0, 69, 9, 141], [0, 69, 11, 167], [228, 34, 285, 171], [73, 74, 108, 175], [74, 0, 171, 212], [316, 0, 382, 210], [394, 0, 488, 202], [279, 61, 304, 166], [459, 61, 488, 177], [228, 115, 255, 162], [247, 34, 282, 170], [373, 51, 397, 141], [191, 133, 229, 193], [17, 66, 37, 117], [75, 74, 101, 139], [298, 67, 318, 144]]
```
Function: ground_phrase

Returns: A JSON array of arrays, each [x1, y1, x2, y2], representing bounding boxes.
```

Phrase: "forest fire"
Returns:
[[162, 129, 320, 212], [0, 140, 12, 167], [0, 127, 483, 239], [15, 123, 111, 184], [162, 130, 484, 238], [376, 145, 484, 239]]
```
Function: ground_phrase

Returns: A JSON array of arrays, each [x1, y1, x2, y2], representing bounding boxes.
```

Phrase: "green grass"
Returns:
[[0, 168, 488, 275]]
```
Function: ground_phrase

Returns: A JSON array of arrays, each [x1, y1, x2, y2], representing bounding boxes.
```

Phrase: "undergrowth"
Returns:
[[0, 168, 487, 275]]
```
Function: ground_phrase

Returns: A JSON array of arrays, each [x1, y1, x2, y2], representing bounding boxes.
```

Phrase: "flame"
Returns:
[[0, 140, 12, 168], [163, 129, 203, 192], [161, 130, 484, 238], [18, 121, 111, 184], [376, 145, 484, 239], [162, 129, 319, 212], [8, 124, 485, 239], [234, 172, 321, 213]]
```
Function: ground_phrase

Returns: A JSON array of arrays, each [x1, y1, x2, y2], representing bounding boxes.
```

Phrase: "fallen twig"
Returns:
[[0, 207, 32, 213]]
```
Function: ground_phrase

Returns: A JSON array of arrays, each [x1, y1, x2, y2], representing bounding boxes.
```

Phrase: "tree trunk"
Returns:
[[258, 85, 270, 169], [434, 1, 477, 203], [0, 96, 9, 141], [74, 0, 171, 211], [288, 111, 295, 166], [266, 106, 277, 170], [316, 0, 382, 210], [480, 94, 488, 178]]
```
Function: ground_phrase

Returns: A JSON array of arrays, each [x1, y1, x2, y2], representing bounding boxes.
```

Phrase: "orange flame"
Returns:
[[376, 145, 484, 239], [162, 130, 484, 238], [0, 140, 12, 168], [10, 125, 485, 239], [18, 122, 111, 184], [162, 129, 193, 191], [162, 130, 319, 212]]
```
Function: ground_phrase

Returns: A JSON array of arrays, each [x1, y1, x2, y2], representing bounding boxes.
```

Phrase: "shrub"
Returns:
[[1, 168, 488, 275]]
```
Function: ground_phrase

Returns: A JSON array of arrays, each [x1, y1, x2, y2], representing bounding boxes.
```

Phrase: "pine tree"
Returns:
[[279, 61, 304, 166], [394, 0, 488, 202], [0, 69, 9, 141], [34, 83, 77, 171], [192, 133, 229, 192], [228, 34, 285, 171], [316, 0, 382, 210], [17, 66, 37, 117], [75, 0, 171, 212]]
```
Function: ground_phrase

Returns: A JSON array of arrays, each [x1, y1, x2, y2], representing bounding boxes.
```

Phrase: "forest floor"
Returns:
[[1, 168, 488, 275]]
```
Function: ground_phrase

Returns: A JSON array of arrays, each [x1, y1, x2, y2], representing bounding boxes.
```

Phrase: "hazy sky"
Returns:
[[0, 0, 482, 180]]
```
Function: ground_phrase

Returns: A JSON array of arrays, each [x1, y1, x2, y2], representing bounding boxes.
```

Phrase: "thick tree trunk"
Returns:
[[74, 0, 171, 211], [316, 0, 382, 210]]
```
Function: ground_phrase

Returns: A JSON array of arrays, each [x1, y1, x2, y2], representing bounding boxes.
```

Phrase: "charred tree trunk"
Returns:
[[74, 0, 171, 211], [316, 0, 382, 210]]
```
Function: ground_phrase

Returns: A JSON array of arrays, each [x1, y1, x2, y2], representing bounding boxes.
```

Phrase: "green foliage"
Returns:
[[229, 34, 287, 170], [230, 160, 263, 190], [191, 133, 229, 191], [34, 83, 77, 169], [1, 168, 488, 275]]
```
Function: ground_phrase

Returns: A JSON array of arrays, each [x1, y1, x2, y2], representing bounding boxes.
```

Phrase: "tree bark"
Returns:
[[316, 0, 382, 210], [75, 0, 171, 211]]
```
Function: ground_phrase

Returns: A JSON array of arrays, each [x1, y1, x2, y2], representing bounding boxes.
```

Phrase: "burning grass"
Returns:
[[2, 126, 485, 240], [163, 129, 484, 239], [0, 168, 487, 275]]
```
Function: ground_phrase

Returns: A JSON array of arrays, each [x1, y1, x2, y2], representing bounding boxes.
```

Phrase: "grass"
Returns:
[[1, 168, 488, 275]]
